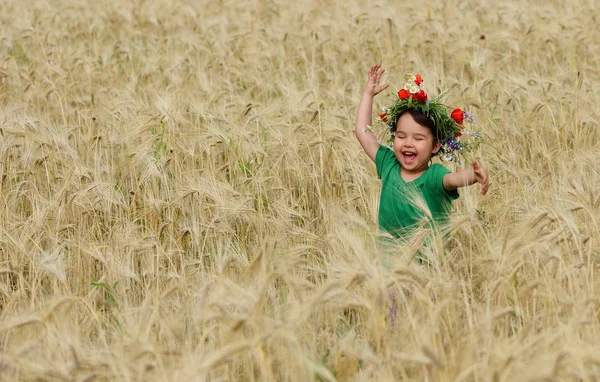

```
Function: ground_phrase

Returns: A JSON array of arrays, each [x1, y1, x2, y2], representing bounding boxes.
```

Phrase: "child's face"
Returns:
[[393, 113, 441, 173]]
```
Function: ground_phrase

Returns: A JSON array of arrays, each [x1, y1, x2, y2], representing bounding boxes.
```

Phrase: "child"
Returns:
[[355, 64, 488, 256]]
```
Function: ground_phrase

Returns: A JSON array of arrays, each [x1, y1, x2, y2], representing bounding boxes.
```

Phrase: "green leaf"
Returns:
[[91, 281, 110, 288]]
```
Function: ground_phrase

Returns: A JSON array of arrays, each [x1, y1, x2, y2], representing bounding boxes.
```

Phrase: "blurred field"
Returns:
[[1, 0, 599, 380]]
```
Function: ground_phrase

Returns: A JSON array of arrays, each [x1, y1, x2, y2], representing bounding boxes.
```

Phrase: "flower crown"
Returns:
[[375, 74, 481, 163]]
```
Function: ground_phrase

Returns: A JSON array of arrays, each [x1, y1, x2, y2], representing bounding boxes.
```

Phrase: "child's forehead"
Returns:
[[396, 113, 432, 132], [395, 123, 432, 135]]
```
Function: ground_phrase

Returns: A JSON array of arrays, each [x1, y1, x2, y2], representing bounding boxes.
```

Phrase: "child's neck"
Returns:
[[401, 165, 429, 182]]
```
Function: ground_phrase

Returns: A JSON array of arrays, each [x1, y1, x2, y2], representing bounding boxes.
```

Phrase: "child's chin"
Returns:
[[402, 157, 418, 167]]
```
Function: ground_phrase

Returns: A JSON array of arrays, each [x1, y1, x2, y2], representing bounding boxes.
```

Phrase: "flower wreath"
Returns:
[[373, 74, 481, 163]]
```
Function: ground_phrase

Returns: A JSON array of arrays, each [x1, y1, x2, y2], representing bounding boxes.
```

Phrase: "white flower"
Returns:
[[443, 153, 454, 161], [410, 86, 418, 93]]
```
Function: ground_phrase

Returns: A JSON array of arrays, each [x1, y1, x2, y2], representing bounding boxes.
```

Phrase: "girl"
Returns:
[[355, 64, 488, 256]]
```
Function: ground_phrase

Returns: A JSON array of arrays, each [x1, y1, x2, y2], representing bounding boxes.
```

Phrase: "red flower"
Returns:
[[398, 89, 410, 100], [455, 131, 462, 138], [379, 113, 387, 123], [414, 74, 423, 86], [413, 89, 428, 102], [451, 108, 464, 125]]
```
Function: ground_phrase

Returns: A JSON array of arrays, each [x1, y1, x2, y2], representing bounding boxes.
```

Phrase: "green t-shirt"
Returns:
[[375, 145, 459, 239]]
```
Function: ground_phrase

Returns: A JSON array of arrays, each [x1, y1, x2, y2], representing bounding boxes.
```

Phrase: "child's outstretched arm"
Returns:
[[355, 64, 390, 162], [443, 161, 489, 195]]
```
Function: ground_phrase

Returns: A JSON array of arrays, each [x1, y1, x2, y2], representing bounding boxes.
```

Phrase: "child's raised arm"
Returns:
[[355, 64, 390, 162], [443, 161, 489, 195]]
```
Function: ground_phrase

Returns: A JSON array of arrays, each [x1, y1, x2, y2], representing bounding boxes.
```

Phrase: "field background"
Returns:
[[1, 0, 599, 380]]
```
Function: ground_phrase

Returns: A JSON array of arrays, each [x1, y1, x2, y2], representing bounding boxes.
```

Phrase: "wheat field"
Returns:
[[0, 0, 599, 380]]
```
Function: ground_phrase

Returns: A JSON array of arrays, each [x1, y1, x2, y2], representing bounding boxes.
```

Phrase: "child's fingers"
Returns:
[[373, 84, 389, 96], [478, 172, 487, 184], [369, 64, 382, 79], [480, 174, 488, 195], [471, 159, 487, 195]]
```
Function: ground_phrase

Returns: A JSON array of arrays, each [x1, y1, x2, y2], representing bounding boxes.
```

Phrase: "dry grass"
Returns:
[[1, 0, 599, 380]]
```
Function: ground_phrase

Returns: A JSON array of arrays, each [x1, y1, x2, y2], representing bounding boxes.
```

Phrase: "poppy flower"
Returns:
[[398, 89, 410, 100], [379, 113, 387, 123], [414, 74, 423, 86], [413, 89, 428, 102], [455, 131, 462, 138], [451, 108, 464, 125]]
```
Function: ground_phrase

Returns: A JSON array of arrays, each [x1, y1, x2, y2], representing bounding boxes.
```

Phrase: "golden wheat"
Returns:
[[0, 0, 599, 380]]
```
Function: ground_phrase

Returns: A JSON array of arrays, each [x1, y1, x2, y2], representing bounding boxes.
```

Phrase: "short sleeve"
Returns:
[[430, 164, 459, 200], [375, 146, 396, 179]]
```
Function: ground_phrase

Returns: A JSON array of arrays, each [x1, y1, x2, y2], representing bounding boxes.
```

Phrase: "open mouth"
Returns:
[[402, 151, 417, 165]]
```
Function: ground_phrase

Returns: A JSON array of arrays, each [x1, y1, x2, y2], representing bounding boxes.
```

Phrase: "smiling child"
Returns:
[[355, 64, 488, 256]]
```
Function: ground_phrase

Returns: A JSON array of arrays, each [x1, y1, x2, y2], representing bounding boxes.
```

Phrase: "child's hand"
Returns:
[[365, 64, 390, 97], [472, 160, 488, 195]]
